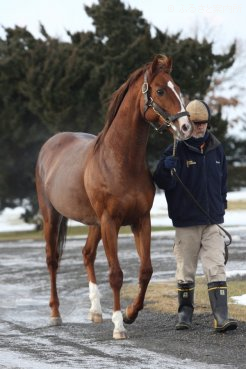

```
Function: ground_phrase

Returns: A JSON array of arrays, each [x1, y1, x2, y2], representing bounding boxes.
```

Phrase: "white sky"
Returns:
[[1, 0, 245, 49]]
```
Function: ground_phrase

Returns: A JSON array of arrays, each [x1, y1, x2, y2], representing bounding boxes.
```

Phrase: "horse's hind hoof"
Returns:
[[88, 312, 103, 323], [50, 316, 62, 326], [123, 309, 137, 325], [113, 330, 127, 340]]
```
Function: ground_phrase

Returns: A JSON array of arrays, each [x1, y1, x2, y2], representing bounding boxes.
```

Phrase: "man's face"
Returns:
[[192, 122, 208, 138]]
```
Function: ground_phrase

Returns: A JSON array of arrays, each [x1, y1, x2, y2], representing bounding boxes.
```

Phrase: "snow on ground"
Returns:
[[0, 206, 35, 232], [231, 294, 246, 305]]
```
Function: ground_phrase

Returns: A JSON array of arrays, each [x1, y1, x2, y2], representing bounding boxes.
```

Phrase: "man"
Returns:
[[153, 99, 237, 332]]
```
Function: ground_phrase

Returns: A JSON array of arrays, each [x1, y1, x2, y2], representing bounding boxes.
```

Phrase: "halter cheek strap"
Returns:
[[142, 71, 189, 133]]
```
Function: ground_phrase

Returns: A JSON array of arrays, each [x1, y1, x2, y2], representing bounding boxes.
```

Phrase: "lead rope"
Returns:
[[170, 138, 232, 248]]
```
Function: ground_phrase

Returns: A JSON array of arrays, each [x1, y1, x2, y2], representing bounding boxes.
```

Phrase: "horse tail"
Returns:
[[58, 216, 68, 262]]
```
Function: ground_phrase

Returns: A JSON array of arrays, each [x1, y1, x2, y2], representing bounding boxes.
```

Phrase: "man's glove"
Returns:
[[163, 156, 179, 170]]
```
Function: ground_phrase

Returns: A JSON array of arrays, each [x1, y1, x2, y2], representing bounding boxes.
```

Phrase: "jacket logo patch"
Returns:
[[186, 160, 196, 167], [216, 160, 221, 164]]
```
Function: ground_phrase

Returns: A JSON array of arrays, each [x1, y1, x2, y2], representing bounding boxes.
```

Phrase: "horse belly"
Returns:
[[49, 176, 98, 225]]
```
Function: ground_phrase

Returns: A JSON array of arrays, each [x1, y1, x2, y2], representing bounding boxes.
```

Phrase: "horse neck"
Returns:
[[104, 89, 150, 167]]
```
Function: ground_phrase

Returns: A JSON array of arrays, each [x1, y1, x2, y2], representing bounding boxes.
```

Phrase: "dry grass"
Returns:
[[122, 277, 246, 321], [227, 200, 246, 210]]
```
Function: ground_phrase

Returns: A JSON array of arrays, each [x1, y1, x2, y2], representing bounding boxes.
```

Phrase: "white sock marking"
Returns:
[[89, 281, 102, 315], [112, 310, 126, 333]]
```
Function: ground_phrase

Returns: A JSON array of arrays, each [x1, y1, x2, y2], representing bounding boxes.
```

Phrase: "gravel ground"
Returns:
[[126, 310, 246, 368], [1, 309, 245, 369]]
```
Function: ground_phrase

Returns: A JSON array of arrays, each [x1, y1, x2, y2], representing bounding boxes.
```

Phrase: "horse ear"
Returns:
[[151, 55, 173, 74], [164, 56, 173, 73]]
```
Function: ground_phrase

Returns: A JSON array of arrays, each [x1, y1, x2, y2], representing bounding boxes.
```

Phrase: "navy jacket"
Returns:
[[153, 132, 227, 227]]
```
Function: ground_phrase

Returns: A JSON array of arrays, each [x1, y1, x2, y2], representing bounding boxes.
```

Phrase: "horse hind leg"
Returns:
[[82, 225, 103, 323], [41, 201, 67, 326]]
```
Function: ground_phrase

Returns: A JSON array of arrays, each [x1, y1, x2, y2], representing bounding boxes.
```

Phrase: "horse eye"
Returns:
[[157, 88, 165, 96]]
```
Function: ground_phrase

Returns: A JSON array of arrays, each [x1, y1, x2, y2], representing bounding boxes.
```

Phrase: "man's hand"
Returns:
[[163, 156, 179, 169]]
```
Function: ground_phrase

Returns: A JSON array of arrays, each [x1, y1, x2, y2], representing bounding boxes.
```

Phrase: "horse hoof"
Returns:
[[88, 312, 103, 323], [50, 316, 62, 326], [123, 310, 137, 325], [113, 330, 127, 340]]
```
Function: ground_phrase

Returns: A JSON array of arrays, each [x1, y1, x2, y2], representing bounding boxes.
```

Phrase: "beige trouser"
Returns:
[[173, 224, 226, 284]]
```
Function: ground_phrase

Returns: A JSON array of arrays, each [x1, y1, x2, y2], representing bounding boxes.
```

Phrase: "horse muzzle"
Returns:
[[169, 116, 193, 141]]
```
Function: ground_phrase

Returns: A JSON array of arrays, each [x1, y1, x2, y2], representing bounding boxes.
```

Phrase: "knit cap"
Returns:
[[186, 100, 211, 123]]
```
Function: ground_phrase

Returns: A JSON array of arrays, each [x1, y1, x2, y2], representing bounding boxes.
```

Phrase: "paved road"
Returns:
[[0, 230, 245, 368]]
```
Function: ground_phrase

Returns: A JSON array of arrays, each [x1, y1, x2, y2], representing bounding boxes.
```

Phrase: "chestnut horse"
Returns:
[[35, 55, 193, 339]]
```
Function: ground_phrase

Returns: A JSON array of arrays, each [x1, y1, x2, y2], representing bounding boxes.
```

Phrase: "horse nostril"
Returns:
[[182, 123, 193, 134], [182, 124, 189, 132]]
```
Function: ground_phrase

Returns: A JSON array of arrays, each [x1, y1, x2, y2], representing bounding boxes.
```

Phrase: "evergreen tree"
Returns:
[[0, 27, 49, 209]]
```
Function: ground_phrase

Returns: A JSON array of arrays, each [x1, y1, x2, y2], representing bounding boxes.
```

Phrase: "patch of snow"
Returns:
[[231, 294, 246, 306]]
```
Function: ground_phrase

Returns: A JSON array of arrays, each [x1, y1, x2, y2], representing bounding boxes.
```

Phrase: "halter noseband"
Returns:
[[142, 71, 189, 133]]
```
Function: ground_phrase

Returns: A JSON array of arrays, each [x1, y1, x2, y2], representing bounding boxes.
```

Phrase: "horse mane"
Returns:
[[94, 67, 144, 150], [94, 54, 172, 151]]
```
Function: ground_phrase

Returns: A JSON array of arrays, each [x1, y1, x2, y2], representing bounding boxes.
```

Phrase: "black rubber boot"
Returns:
[[176, 282, 194, 330], [208, 281, 238, 332]]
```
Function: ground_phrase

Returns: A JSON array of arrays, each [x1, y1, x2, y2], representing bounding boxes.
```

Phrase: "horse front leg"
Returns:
[[101, 213, 126, 340], [124, 214, 153, 324], [82, 225, 103, 323]]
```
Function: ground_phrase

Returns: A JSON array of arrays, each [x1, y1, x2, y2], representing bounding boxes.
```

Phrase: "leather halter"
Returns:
[[142, 71, 189, 133]]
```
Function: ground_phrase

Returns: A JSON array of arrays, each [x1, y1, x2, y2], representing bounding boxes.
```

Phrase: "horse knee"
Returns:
[[139, 266, 153, 285], [109, 268, 123, 290]]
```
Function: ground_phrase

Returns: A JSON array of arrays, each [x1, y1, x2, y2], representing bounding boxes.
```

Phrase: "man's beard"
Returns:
[[192, 130, 206, 138]]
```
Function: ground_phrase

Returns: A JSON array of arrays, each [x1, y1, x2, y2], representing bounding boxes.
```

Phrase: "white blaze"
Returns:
[[166, 80, 193, 140], [167, 80, 186, 112]]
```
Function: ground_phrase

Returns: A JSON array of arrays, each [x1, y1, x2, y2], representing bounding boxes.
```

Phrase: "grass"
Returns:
[[227, 200, 246, 210], [122, 277, 246, 321], [0, 225, 174, 242]]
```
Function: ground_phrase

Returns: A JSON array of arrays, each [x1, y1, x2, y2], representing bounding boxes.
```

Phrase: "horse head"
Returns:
[[142, 54, 193, 141]]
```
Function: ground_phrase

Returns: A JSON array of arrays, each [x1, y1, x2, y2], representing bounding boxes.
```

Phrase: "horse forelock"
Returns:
[[152, 54, 172, 74]]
